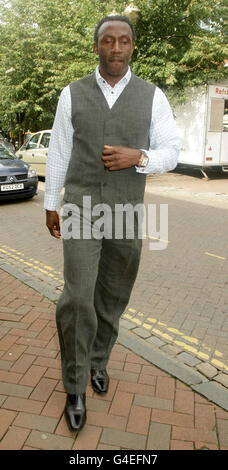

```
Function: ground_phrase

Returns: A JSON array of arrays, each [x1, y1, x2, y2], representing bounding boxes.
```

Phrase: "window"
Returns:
[[39, 133, 51, 148], [223, 99, 228, 132], [209, 99, 224, 132], [25, 133, 40, 150]]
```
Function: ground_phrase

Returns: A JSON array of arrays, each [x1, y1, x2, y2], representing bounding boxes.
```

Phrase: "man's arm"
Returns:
[[102, 87, 180, 173], [44, 86, 73, 238], [136, 86, 180, 174]]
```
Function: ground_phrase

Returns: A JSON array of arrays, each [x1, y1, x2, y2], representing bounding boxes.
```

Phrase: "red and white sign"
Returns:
[[209, 84, 228, 99]]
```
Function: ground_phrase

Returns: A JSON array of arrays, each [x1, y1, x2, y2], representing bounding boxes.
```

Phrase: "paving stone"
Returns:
[[196, 362, 218, 379], [87, 410, 127, 430], [120, 319, 136, 330], [195, 404, 216, 430], [151, 409, 194, 428], [109, 391, 134, 417], [146, 422, 171, 450], [0, 426, 31, 450], [192, 382, 228, 412], [146, 336, 166, 348], [213, 373, 228, 388], [134, 394, 173, 411], [161, 344, 182, 356], [217, 419, 228, 446], [0, 382, 33, 398], [100, 428, 146, 450], [133, 328, 152, 339], [0, 409, 17, 439], [172, 425, 218, 444], [108, 369, 139, 383], [25, 430, 74, 450], [0, 360, 13, 371], [171, 439, 194, 450], [73, 425, 102, 450], [174, 389, 194, 415], [13, 412, 58, 433], [2, 396, 44, 414], [176, 352, 202, 367], [127, 405, 151, 435], [41, 391, 65, 418]]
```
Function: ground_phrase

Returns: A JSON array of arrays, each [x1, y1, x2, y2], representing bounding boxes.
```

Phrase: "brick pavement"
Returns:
[[0, 268, 228, 450]]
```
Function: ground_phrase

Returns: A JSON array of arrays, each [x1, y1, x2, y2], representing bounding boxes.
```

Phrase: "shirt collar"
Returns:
[[95, 65, 131, 88]]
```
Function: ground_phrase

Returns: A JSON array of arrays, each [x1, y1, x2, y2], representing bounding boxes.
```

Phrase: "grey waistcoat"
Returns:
[[64, 72, 156, 209]]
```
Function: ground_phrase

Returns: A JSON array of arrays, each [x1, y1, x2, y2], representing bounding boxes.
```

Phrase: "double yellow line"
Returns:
[[0, 244, 63, 284], [124, 307, 228, 372]]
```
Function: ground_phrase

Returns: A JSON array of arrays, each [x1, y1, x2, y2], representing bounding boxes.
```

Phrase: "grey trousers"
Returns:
[[56, 210, 142, 395]]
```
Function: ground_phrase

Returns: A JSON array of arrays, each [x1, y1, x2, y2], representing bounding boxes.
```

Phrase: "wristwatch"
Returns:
[[137, 152, 149, 168]]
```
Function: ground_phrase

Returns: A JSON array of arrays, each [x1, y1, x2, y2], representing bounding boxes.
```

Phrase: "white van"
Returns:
[[175, 81, 228, 177]]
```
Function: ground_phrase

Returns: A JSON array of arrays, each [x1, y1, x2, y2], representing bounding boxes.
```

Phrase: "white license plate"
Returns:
[[0, 183, 24, 191]]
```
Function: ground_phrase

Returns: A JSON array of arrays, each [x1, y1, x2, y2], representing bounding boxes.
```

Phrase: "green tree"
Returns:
[[0, 0, 227, 133], [132, 0, 228, 102]]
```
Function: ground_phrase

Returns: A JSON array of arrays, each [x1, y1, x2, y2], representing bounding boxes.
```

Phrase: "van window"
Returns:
[[209, 98, 224, 132], [223, 99, 228, 132]]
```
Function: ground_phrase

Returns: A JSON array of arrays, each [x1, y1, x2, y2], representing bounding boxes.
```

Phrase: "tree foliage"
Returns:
[[0, 0, 227, 133]]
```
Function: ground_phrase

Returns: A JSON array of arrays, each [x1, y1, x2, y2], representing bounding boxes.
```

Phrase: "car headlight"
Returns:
[[28, 167, 37, 178]]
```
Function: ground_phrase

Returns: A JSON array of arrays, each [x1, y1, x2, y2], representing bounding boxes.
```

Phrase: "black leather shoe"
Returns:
[[64, 393, 86, 432], [91, 368, 109, 394]]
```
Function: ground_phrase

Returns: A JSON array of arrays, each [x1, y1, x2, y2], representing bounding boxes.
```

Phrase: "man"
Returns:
[[45, 15, 180, 433]]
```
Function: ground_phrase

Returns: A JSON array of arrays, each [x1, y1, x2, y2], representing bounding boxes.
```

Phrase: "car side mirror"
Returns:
[[18, 154, 23, 159]]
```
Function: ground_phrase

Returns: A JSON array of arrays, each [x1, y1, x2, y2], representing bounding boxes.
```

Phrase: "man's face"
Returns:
[[94, 21, 135, 79]]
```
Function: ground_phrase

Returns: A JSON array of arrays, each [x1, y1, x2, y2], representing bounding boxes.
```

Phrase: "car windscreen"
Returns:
[[0, 143, 16, 160]]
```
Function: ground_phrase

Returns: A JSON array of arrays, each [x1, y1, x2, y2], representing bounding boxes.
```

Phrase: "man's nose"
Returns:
[[112, 40, 122, 52]]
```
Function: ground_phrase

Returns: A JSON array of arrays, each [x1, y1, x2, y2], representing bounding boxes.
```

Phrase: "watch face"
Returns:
[[141, 156, 148, 167]]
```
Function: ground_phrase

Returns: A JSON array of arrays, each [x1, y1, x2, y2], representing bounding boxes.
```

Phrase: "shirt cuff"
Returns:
[[44, 193, 61, 211], [135, 148, 179, 174]]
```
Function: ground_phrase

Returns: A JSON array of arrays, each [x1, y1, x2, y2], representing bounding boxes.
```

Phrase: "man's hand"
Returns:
[[102, 145, 140, 171], [46, 210, 61, 239]]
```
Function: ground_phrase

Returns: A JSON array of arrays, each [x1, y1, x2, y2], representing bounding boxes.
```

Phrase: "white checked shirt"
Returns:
[[44, 66, 180, 210]]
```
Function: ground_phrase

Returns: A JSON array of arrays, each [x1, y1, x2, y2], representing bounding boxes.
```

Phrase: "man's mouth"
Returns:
[[109, 58, 124, 62]]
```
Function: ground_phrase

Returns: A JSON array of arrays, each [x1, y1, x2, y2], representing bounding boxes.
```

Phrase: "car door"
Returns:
[[34, 131, 51, 176], [18, 133, 41, 170]]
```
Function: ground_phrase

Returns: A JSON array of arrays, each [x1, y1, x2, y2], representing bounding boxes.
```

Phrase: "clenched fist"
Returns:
[[102, 145, 141, 170]]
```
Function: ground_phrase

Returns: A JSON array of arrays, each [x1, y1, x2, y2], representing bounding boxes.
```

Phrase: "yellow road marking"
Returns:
[[211, 358, 227, 369], [147, 318, 157, 324], [123, 309, 228, 371], [214, 350, 223, 357], [182, 336, 199, 345], [131, 317, 142, 326], [142, 323, 152, 330], [205, 252, 226, 260], [167, 328, 184, 336], [0, 245, 63, 283]]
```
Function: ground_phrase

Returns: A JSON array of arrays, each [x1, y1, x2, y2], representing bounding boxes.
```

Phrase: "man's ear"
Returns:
[[93, 43, 98, 55]]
